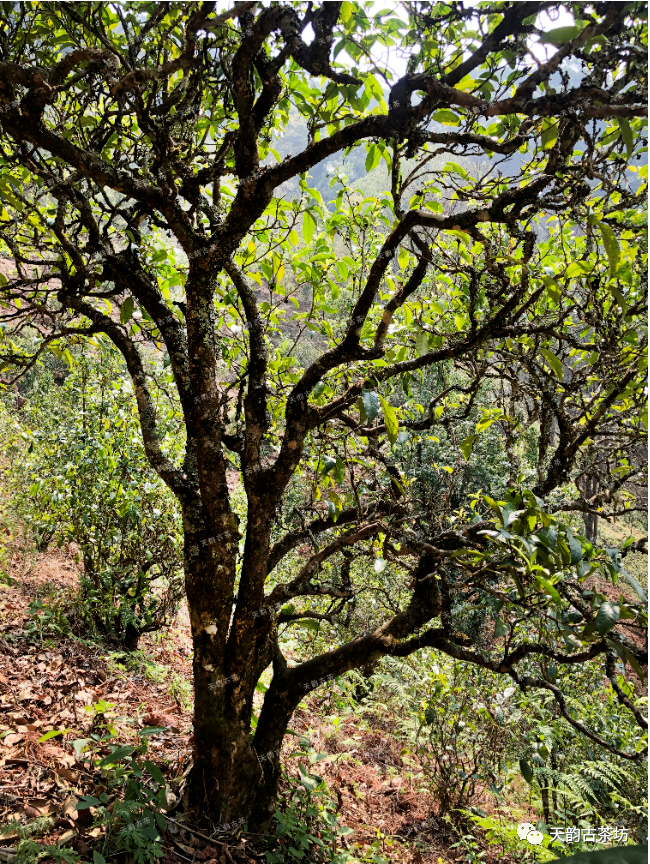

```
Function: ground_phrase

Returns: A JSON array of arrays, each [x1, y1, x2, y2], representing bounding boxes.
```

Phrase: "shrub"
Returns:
[[7, 346, 184, 649], [416, 662, 508, 818]]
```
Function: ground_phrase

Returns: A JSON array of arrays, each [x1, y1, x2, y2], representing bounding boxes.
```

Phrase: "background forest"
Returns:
[[0, 2, 647, 864]]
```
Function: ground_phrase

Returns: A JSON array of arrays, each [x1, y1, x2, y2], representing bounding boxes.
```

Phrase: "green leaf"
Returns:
[[72, 738, 92, 757], [595, 601, 620, 636], [541, 120, 558, 150], [564, 632, 583, 652], [617, 117, 634, 157], [298, 763, 319, 792], [494, 617, 508, 638], [415, 330, 429, 357], [483, 495, 502, 523], [362, 390, 379, 422], [144, 759, 166, 787], [141, 824, 161, 842], [99, 745, 135, 767], [543, 275, 561, 303], [460, 434, 477, 461], [379, 395, 398, 445], [38, 728, 70, 742], [621, 567, 647, 603], [365, 144, 381, 172], [534, 574, 562, 607], [599, 223, 620, 277], [328, 489, 342, 518], [297, 618, 320, 631], [536, 525, 558, 550], [340, 1, 354, 23], [539, 347, 563, 379], [432, 109, 460, 126], [475, 415, 498, 433], [120, 296, 134, 325], [76, 796, 100, 810], [302, 210, 316, 244], [622, 646, 645, 683], [320, 456, 337, 476], [539, 26, 583, 46], [519, 759, 534, 785], [565, 528, 583, 566], [605, 547, 621, 573], [93, 852, 106, 864], [444, 162, 468, 179]]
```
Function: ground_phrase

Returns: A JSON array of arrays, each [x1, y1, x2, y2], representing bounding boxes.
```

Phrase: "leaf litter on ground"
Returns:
[[0, 544, 515, 864]]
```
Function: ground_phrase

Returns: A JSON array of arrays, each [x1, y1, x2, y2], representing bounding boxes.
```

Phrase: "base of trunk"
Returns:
[[188, 742, 280, 832]]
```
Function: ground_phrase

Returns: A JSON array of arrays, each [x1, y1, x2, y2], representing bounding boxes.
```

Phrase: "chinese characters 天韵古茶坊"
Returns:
[[302, 674, 335, 691], [252, 602, 283, 618], [256, 748, 281, 763], [198, 531, 235, 546], [208, 673, 240, 691], [215, 817, 246, 832], [548, 826, 628, 844]]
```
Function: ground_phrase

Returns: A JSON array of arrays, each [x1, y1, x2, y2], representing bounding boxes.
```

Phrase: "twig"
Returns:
[[165, 816, 224, 845], [71, 681, 78, 725], [164, 846, 193, 863], [169, 836, 197, 861]]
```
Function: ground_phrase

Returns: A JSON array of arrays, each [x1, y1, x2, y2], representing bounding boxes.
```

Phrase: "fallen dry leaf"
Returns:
[[143, 712, 179, 731], [171, 838, 195, 857], [55, 768, 78, 784], [62, 795, 78, 820], [53, 818, 75, 830], [71, 836, 91, 854], [40, 744, 66, 760]]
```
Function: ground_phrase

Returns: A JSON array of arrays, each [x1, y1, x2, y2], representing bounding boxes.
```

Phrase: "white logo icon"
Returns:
[[518, 823, 544, 845], [517, 823, 535, 840]]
